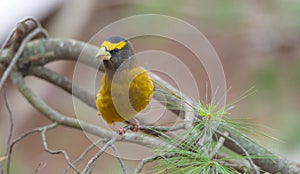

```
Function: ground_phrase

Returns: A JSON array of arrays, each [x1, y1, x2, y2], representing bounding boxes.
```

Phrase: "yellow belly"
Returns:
[[96, 67, 154, 124]]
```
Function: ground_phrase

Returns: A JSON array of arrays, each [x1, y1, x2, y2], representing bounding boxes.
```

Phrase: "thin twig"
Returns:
[[0, 86, 13, 173], [216, 130, 259, 174], [22, 17, 44, 30], [0, 16, 39, 59], [63, 138, 104, 174], [184, 102, 196, 129], [3, 86, 14, 154], [0, 26, 15, 57], [110, 144, 128, 174], [216, 153, 251, 173], [139, 123, 186, 135], [0, 17, 45, 69], [82, 134, 119, 174], [134, 154, 176, 174], [41, 123, 80, 173], [0, 27, 48, 90], [34, 162, 47, 174], [134, 155, 162, 174], [210, 131, 229, 159], [6, 123, 58, 174]]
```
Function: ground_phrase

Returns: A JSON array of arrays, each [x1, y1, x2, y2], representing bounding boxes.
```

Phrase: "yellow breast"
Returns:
[[96, 67, 154, 124]]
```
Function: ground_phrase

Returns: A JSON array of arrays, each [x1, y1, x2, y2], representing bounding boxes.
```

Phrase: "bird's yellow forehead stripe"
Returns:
[[101, 41, 126, 51]]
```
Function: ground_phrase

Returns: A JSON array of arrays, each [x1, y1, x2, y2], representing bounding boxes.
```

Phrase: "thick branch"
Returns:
[[0, 39, 185, 117], [28, 66, 96, 109]]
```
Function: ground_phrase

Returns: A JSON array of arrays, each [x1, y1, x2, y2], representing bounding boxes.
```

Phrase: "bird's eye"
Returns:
[[110, 48, 119, 54]]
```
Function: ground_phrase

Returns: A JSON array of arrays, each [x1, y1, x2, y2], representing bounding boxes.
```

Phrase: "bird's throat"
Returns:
[[103, 60, 116, 79], [103, 58, 138, 79]]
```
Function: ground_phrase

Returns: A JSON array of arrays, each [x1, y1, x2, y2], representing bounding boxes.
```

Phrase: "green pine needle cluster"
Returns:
[[149, 116, 244, 173], [146, 84, 275, 174]]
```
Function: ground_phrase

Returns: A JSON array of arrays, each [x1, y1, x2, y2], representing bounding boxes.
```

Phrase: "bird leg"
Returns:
[[112, 118, 140, 136], [129, 118, 140, 132]]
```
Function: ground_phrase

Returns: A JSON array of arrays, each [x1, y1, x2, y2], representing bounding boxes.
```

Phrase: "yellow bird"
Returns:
[[95, 36, 154, 134]]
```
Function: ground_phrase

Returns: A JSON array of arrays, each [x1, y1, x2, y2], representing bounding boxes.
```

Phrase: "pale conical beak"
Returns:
[[96, 47, 111, 60]]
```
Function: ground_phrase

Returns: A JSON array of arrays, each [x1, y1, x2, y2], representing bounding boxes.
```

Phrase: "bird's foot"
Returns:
[[130, 118, 140, 132], [113, 123, 126, 136], [116, 127, 126, 136]]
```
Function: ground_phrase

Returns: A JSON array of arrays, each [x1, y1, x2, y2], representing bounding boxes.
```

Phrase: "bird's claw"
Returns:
[[116, 127, 126, 136], [113, 123, 126, 136], [130, 119, 140, 132]]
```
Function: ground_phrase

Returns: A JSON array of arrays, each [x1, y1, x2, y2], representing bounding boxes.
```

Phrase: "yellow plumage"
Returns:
[[96, 67, 154, 124]]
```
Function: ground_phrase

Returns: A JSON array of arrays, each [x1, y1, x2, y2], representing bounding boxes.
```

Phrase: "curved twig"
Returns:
[[0, 27, 48, 90], [82, 134, 119, 174], [216, 130, 259, 173], [0, 86, 13, 173], [63, 138, 105, 174], [6, 123, 58, 174], [111, 144, 128, 174], [40, 123, 80, 173], [134, 155, 161, 174]]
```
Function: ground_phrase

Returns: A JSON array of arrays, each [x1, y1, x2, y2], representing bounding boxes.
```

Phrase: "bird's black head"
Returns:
[[96, 36, 136, 78]]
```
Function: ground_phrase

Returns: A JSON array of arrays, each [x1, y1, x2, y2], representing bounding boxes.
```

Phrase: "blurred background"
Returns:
[[1, 0, 300, 173]]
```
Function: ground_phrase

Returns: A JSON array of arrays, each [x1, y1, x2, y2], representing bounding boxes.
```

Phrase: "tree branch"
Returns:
[[1, 38, 299, 173], [28, 66, 96, 109]]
